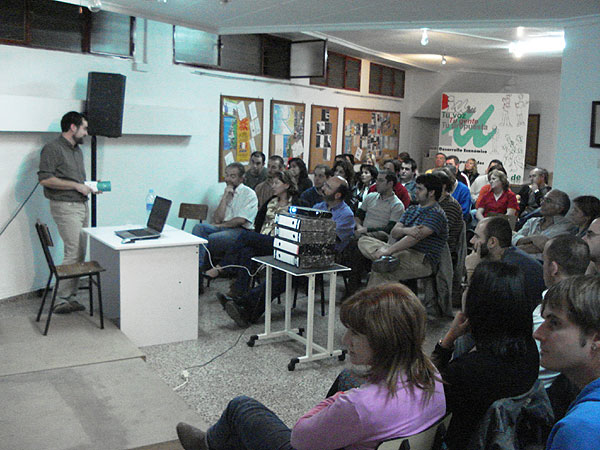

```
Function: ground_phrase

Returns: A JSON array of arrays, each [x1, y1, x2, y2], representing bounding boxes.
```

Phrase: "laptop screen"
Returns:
[[147, 196, 172, 232]]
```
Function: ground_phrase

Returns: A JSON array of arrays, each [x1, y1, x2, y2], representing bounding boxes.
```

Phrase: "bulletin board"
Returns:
[[219, 95, 264, 181], [308, 105, 339, 172], [342, 108, 400, 163], [269, 100, 306, 161]]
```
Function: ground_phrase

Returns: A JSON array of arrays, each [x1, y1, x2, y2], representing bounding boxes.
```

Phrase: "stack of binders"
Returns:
[[273, 209, 337, 268]]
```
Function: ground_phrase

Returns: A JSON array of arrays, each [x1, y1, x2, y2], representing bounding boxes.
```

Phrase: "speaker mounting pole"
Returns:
[[91, 135, 97, 227]]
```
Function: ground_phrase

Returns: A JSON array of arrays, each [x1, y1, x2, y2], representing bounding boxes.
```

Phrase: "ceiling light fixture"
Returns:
[[88, 0, 102, 12], [421, 29, 429, 46], [441, 55, 447, 65], [509, 35, 565, 58]]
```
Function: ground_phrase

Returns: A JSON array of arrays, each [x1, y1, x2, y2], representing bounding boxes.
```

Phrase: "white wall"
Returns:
[[553, 18, 600, 198]]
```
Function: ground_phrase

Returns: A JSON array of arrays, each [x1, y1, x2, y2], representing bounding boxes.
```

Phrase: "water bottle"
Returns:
[[146, 189, 156, 217]]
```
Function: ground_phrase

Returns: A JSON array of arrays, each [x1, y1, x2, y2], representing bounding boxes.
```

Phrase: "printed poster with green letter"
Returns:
[[438, 92, 529, 184]]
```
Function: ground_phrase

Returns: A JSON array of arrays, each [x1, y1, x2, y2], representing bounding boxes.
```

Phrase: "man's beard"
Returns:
[[480, 241, 490, 259], [74, 135, 85, 145]]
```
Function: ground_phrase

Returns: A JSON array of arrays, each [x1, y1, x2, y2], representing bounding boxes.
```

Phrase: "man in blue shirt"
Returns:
[[444, 165, 472, 221], [221, 176, 354, 327], [299, 164, 328, 207], [533, 275, 600, 450]]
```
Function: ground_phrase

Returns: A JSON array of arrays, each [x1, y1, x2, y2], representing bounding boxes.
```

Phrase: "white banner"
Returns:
[[438, 92, 529, 184]]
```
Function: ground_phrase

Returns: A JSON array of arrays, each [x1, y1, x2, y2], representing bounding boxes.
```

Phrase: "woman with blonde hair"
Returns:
[[176, 284, 446, 450], [475, 169, 519, 221]]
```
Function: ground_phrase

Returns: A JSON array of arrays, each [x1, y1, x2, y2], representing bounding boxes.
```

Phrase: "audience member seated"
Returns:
[[192, 162, 258, 272], [533, 275, 600, 450], [443, 165, 471, 221], [445, 155, 470, 187], [475, 169, 519, 221], [537, 235, 590, 421], [432, 261, 539, 450], [466, 217, 545, 307], [512, 189, 576, 257], [570, 195, 600, 238], [399, 157, 418, 202], [425, 152, 446, 173], [332, 158, 356, 206], [203, 171, 299, 296], [176, 283, 446, 450], [255, 155, 284, 208], [219, 176, 354, 327], [350, 163, 377, 211], [517, 167, 552, 217], [367, 159, 411, 208], [358, 174, 448, 289], [242, 151, 267, 189], [470, 159, 503, 204], [433, 169, 464, 262], [334, 152, 355, 167], [463, 157, 479, 185], [584, 217, 600, 275], [288, 157, 312, 195], [344, 170, 405, 294], [299, 164, 328, 207]]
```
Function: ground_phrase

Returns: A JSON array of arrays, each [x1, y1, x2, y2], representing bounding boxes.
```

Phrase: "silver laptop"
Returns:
[[115, 196, 172, 241]]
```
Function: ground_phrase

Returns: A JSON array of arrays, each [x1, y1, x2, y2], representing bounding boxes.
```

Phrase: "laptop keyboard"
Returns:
[[129, 228, 155, 236]]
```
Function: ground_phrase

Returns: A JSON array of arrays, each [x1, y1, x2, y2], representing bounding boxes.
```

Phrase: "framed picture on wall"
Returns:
[[308, 105, 339, 171], [269, 100, 306, 160], [591, 101, 600, 148], [219, 95, 264, 182], [525, 114, 540, 166], [342, 108, 400, 165]]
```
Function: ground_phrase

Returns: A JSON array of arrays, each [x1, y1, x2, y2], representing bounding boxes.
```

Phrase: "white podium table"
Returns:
[[82, 225, 206, 347], [247, 256, 350, 371]]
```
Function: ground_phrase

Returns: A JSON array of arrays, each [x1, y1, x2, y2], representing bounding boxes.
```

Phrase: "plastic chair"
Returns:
[[376, 413, 452, 450], [178, 203, 208, 231], [35, 221, 105, 335]]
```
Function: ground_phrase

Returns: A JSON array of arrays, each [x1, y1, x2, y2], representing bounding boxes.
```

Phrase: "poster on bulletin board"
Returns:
[[343, 108, 400, 164], [309, 105, 338, 171], [269, 100, 306, 161], [219, 95, 264, 182]]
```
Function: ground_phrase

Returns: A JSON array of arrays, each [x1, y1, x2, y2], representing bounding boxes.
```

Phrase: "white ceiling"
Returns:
[[78, 0, 600, 73]]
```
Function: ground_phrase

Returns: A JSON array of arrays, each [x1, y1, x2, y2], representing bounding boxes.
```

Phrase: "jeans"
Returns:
[[49, 200, 89, 298], [207, 396, 293, 450], [220, 230, 274, 295], [192, 223, 246, 269]]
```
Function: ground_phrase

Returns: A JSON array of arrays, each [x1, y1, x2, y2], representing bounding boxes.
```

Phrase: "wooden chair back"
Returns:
[[178, 203, 208, 230], [35, 220, 57, 273]]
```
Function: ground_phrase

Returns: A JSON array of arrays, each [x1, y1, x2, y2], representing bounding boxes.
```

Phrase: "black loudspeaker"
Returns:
[[86, 72, 126, 137]]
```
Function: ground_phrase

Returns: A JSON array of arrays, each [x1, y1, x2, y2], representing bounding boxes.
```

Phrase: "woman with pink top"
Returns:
[[176, 283, 446, 450]]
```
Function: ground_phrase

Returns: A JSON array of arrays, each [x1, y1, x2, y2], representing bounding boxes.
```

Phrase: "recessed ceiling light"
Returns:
[[441, 55, 447, 65]]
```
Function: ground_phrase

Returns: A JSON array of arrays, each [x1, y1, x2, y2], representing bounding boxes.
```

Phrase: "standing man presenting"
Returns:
[[192, 162, 258, 271], [37, 111, 95, 314]]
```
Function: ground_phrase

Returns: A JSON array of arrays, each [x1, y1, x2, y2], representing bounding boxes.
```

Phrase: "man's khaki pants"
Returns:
[[358, 236, 432, 287], [49, 200, 89, 298]]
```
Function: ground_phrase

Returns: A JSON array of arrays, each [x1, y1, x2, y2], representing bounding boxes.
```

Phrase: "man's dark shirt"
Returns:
[[502, 246, 545, 310], [38, 136, 87, 202]]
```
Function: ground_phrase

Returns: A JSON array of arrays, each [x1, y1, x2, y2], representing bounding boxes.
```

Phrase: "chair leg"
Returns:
[[43, 280, 60, 336], [37, 274, 53, 322], [319, 274, 325, 316], [88, 275, 94, 316], [293, 278, 299, 309], [96, 274, 104, 329]]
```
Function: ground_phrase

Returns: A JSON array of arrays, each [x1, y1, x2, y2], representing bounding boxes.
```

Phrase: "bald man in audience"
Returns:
[[512, 189, 577, 257], [584, 217, 600, 275]]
